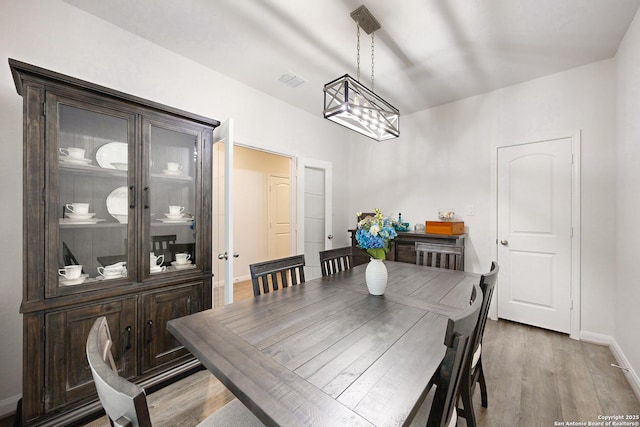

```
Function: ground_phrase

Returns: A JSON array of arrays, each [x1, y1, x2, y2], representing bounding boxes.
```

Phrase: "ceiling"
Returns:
[[65, 0, 640, 116]]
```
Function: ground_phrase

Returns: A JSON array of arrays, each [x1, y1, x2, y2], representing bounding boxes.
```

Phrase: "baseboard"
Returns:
[[213, 275, 251, 289], [609, 338, 640, 401], [0, 394, 20, 418], [579, 330, 613, 346], [580, 330, 640, 401]]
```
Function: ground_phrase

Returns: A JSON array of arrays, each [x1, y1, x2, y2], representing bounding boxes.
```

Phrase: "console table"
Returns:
[[349, 230, 466, 270]]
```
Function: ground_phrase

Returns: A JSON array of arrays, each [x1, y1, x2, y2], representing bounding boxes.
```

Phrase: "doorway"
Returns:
[[496, 134, 580, 337]]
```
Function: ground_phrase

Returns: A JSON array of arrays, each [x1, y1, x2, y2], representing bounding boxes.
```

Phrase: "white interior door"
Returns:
[[297, 159, 332, 280], [213, 119, 235, 305], [497, 137, 573, 333], [269, 175, 290, 259]]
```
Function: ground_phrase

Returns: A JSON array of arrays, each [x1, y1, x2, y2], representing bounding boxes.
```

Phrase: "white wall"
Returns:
[[349, 60, 617, 335], [615, 8, 640, 395], [0, 0, 352, 414]]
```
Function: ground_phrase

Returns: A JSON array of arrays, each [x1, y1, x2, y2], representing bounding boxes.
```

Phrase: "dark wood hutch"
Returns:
[[11, 59, 219, 425]]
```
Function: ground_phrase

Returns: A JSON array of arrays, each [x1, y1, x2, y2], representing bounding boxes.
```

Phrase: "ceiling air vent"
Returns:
[[277, 71, 306, 88]]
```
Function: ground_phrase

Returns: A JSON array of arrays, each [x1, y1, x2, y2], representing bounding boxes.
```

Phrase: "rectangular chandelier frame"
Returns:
[[323, 74, 400, 141]]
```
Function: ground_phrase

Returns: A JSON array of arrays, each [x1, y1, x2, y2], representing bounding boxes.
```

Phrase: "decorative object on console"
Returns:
[[323, 5, 400, 141], [355, 209, 397, 295], [426, 220, 465, 235]]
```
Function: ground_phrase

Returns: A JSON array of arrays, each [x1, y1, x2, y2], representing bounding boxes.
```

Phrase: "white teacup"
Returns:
[[150, 253, 164, 266], [60, 147, 86, 159], [169, 205, 184, 215], [98, 262, 126, 278], [175, 253, 191, 264], [58, 265, 82, 279], [66, 203, 90, 214], [151, 265, 167, 273], [167, 162, 182, 172]]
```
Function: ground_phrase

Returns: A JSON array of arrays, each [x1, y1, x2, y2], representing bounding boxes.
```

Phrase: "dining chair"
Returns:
[[416, 283, 482, 427], [151, 234, 176, 266], [415, 242, 464, 271], [87, 317, 264, 427], [249, 254, 306, 296], [86, 316, 152, 427], [457, 261, 499, 427], [319, 246, 353, 276]]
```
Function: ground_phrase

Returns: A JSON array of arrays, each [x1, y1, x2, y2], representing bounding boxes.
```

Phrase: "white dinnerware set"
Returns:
[[59, 147, 92, 166], [163, 162, 183, 176], [150, 252, 166, 273], [158, 205, 192, 223], [172, 252, 192, 270], [62, 203, 105, 224], [97, 262, 127, 280], [58, 264, 87, 286]]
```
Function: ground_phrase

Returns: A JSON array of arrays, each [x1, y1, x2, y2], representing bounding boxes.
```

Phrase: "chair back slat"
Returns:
[[415, 242, 464, 270], [319, 247, 353, 276], [427, 284, 482, 427], [250, 255, 306, 296]]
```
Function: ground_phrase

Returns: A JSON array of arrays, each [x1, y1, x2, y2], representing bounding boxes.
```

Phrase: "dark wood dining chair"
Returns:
[[87, 317, 263, 427], [415, 242, 464, 271], [414, 283, 482, 427], [249, 254, 306, 296], [319, 246, 353, 276], [457, 262, 499, 427]]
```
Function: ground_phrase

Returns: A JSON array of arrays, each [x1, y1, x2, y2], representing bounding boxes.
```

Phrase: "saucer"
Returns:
[[99, 273, 125, 280], [67, 212, 96, 220], [150, 266, 166, 273], [60, 274, 88, 286], [60, 156, 92, 165], [162, 169, 182, 176], [171, 261, 193, 269], [165, 213, 184, 219]]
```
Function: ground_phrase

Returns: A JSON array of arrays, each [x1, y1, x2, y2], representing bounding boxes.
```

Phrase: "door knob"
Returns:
[[500, 240, 509, 246], [217, 253, 228, 260], [232, 253, 239, 258], [327, 234, 334, 239]]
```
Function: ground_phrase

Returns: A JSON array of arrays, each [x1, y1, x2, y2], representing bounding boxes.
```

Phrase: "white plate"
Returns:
[[60, 156, 92, 165], [171, 261, 195, 270], [157, 218, 193, 223], [162, 170, 183, 176], [59, 274, 88, 286], [96, 142, 128, 169], [106, 187, 129, 220], [60, 218, 106, 225], [66, 212, 96, 220], [164, 213, 184, 219]]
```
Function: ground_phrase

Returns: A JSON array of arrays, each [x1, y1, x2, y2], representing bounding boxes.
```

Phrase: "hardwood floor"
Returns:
[[77, 308, 639, 427]]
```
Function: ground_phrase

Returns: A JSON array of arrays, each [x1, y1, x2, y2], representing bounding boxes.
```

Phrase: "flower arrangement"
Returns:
[[355, 209, 398, 260]]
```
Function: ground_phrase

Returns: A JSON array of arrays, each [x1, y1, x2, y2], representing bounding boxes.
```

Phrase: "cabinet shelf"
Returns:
[[60, 162, 193, 182]]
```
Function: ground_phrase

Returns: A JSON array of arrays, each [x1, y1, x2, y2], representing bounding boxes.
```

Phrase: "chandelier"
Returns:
[[323, 5, 400, 141]]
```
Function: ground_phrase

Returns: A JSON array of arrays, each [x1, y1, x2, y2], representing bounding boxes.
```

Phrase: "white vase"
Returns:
[[365, 258, 388, 295]]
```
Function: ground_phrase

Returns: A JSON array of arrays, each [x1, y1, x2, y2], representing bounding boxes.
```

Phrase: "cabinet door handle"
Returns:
[[129, 185, 136, 209], [143, 186, 150, 209], [145, 320, 153, 343], [124, 326, 132, 350]]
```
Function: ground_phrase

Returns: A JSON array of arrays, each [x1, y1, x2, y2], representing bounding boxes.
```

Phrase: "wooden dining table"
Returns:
[[167, 261, 479, 427]]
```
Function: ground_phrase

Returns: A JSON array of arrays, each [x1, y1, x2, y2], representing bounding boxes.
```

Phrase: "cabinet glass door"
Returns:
[[144, 119, 202, 277], [50, 96, 135, 296]]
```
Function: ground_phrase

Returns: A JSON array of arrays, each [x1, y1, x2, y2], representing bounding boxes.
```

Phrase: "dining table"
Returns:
[[167, 261, 479, 427]]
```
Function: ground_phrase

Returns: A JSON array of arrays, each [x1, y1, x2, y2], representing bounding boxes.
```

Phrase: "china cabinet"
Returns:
[[10, 59, 219, 425]]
